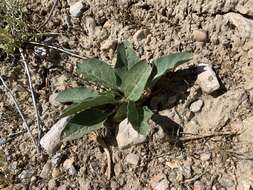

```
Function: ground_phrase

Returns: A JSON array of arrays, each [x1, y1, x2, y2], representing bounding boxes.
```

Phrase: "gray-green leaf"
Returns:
[[60, 92, 118, 118], [62, 109, 107, 141], [55, 87, 98, 103], [121, 61, 152, 101], [127, 105, 153, 136], [151, 52, 192, 86], [113, 103, 127, 122], [77, 58, 119, 89], [115, 41, 140, 78], [127, 101, 140, 127]]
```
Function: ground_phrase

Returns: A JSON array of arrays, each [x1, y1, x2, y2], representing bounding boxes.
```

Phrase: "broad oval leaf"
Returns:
[[77, 58, 119, 89], [127, 105, 153, 136], [62, 109, 107, 141], [150, 52, 192, 86], [121, 61, 152, 101], [60, 92, 118, 118], [55, 87, 98, 103], [113, 103, 127, 122], [115, 41, 140, 78], [127, 101, 140, 127]]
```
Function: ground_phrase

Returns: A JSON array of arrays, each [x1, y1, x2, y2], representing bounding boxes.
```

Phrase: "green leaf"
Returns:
[[151, 52, 192, 86], [121, 61, 152, 101], [77, 58, 119, 89], [113, 103, 127, 122], [127, 101, 140, 127], [127, 105, 153, 136], [55, 87, 98, 103], [62, 109, 107, 141], [60, 92, 118, 118], [115, 41, 140, 78]]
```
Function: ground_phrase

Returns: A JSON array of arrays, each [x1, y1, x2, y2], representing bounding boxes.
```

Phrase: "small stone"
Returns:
[[51, 152, 63, 167], [40, 117, 72, 154], [49, 92, 60, 107], [48, 179, 56, 190], [248, 49, 253, 58], [133, 29, 146, 42], [110, 180, 119, 190], [85, 16, 96, 35], [193, 29, 208, 42], [18, 170, 34, 180], [58, 184, 67, 190], [149, 173, 169, 190], [190, 100, 204, 113], [200, 153, 211, 161], [114, 162, 123, 177], [116, 118, 147, 149], [219, 174, 235, 188], [40, 162, 52, 179], [68, 165, 77, 176], [34, 47, 47, 58], [30, 176, 37, 183], [63, 158, 75, 170], [69, 1, 84, 17], [181, 166, 192, 179], [52, 168, 61, 178], [101, 39, 117, 51], [193, 181, 205, 190], [197, 64, 220, 94], [125, 153, 139, 166]]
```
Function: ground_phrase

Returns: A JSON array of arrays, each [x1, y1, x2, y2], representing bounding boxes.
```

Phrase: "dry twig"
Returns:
[[20, 48, 41, 149], [0, 76, 39, 152], [28, 41, 88, 60]]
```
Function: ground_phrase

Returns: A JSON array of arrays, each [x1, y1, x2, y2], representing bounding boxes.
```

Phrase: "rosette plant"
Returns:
[[56, 41, 192, 141]]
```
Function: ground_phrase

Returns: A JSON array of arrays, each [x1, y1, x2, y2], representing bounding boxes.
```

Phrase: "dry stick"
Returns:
[[28, 42, 88, 60], [20, 48, 41, 151], [0, 76, 39, 152], [37, 0, 59, 29]]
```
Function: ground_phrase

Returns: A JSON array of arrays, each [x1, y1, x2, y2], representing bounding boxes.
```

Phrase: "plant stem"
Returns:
[[20, 48, 41, 151], [0, 75, 39, 152]]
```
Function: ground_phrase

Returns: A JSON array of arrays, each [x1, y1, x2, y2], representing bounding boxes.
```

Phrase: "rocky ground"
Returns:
[[1, 0, 253, 189]]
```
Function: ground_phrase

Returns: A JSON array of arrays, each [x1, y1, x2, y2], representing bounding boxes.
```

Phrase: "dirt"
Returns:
[[1, 0, 253, 189]]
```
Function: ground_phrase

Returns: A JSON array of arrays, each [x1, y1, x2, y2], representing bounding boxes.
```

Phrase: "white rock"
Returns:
[[189, 99, 204, 113], [101, 39, 117, 51], [40, 117, 71, 154], [133, 29, 146, 42], [125, 153, 139, 166], [85, 17, 96, 35], [69, 1, 84, 17], [197, 64, 220, 94], [116, 118, 147, 149], [193, 29, 208, 42], [49, 92, 60, 107], [248, 49, 253, 58], [225, 13, 253, 38], [149, 173, 169, 190]]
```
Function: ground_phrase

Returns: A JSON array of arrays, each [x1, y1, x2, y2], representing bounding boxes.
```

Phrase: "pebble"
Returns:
[[49, 92, 60, 107], [51, 152, 63, 167], [125, 153, 139, 166], [52, 168, 61, 178], [193, 29, 208, 42], [133, 29, 146, 42], [190, 99, 204, 113], [114, 162, 123, 177], [68, 165, 77, 176], [200, 152, 211, 161], [18, 169, 34, 180], [85, 17, 96, 35], [48, 179, 56, 190], [116, 118, 147, 149], [149, 173, 169, 190], [219, 174, 235, 188], [40, 162, 52, 179], [193, 181, 205, 190], [40, 117, 72, 154], [101, 39, 117, 51], [63, 158, 75, 170], [197, 64, 220, 94], [110, 180, 119, 190], [34, 47, 47, 58], [248, 49, 253, 58], [69, 1, 84, 17]]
